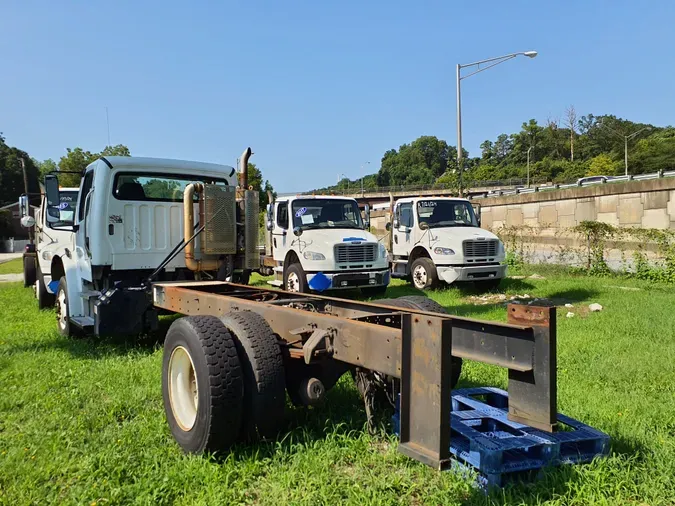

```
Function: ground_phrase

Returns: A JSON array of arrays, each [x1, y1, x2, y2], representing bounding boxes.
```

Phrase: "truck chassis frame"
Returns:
[[152, 281, 557, 470]]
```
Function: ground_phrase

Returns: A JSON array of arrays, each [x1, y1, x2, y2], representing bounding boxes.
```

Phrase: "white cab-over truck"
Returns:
[[388, 196, 507, 290], [262, 195, 389, 295], [40, 151, 260, 336], [19, 188, 79, 308]]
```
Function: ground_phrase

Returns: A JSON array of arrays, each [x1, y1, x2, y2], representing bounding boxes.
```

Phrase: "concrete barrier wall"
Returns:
[[480, 178, 675, 232]]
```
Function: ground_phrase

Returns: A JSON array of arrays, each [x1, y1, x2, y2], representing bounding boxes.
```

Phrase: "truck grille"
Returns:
[[334, 243, 377, 264], [463, 239, 498, 258]]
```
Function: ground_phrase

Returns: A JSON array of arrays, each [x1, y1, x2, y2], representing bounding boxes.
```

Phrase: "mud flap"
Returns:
[[94, 287, 157, 336]]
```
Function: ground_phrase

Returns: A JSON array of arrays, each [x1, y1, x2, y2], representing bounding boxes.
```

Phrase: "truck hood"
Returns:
[[426, 226, 500, 245], [295, 229, 381, 252]]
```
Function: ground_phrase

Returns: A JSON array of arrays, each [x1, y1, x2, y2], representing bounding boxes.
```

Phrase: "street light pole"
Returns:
[[456, 64, 463, 193], [599, 122, 652, 176], [527, 146, 533, 188], [360, 161, 371, 195], [456, 50, 538, 196]]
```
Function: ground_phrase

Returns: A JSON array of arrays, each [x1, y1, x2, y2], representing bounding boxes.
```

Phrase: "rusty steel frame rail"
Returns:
[[152, 281, 557, 470]]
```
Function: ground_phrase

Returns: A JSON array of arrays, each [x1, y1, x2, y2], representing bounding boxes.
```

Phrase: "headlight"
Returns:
[[378, 243, 387, 258], [433, 247, 455, 255], [303, 251, 326, 261]]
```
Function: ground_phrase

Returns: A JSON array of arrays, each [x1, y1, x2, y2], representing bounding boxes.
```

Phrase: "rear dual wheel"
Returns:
[[163, 311, 286, 454]]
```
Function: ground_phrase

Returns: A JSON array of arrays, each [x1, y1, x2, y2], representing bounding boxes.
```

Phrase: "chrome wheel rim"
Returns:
[[287, 272, 300, 292], [413, 264, 428, 289], [56, 287, 67, 329]]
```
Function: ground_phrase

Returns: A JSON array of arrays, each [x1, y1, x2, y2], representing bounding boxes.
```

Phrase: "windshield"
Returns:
[[292, 199, 364, 230], [416, 200, 478, 228], [53, 191, 78, 226]]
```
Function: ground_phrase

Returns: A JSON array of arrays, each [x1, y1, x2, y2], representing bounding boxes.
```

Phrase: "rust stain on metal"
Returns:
[[508, 304, 551, 327]]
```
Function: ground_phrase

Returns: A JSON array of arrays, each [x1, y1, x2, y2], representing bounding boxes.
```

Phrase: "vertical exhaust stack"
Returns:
[[239, 147, 252, 189]]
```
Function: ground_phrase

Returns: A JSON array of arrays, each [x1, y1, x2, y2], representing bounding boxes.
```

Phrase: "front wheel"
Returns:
[[410, 257, 439, 290], [37, 266, 55, 310], [23, 255, 37, 287], [55, 277, 73, 337], [284, 263, 308, 293]]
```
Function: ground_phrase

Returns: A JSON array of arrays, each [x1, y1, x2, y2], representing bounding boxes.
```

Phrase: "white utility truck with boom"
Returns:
[[387, 196, 506, 290], [261, 195, 389, 295], [19, 188, 79, 309]]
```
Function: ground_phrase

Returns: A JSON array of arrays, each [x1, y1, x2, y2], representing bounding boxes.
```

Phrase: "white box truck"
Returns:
[[262, 195, 390, 295], [19, 187, 79, 308], [387, 196, 506, 290]]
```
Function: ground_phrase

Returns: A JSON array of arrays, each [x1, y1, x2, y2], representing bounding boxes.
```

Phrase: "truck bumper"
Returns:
[[307, 269, 390, 291], [437, 264, 507, 284]]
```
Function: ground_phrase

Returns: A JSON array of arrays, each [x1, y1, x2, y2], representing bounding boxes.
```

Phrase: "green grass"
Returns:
[[0, 258, 22, 275], [1, 269, 674, 505]]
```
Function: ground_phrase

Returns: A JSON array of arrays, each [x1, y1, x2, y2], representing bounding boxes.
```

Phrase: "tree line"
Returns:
[[323, 110, 675, 192], [0, 134, 275, 237]]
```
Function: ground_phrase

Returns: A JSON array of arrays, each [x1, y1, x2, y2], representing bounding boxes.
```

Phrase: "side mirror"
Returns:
[[265, 203, 274, 231], [18, 195, 29, 218], [44, 175, 61, 224], [364, 204, 371, 230], [419, 221, 429, 230], [20, 216, 36, 228], [293, 226, 303, 237], [385, 222, 392, 232]]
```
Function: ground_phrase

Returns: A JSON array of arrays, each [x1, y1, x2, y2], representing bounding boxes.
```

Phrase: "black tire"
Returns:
[[360, 285, 388, 298], [284, 263, 308, 293], [219, 311, 286, 440], [377, 296, 463, 389], [37, 266, 56, 310], [162, 316, 244, 454], [231, 270, 251, 285], [54, 276, 72, 336], [410, 257, 439, 290], [474, 279, 502, 292], [23, 255, 37, 288]]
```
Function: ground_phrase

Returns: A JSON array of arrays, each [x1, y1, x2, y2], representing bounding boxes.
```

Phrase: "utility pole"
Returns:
[[527, 146, 533, 188]]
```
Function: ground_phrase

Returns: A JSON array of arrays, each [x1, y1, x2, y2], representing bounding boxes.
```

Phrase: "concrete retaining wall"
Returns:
[[480, 178, 675, 232]]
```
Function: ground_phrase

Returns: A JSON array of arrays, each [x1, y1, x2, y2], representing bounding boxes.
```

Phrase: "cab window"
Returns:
[[276, 202, 288, 229], [78, 171, 94, 221]]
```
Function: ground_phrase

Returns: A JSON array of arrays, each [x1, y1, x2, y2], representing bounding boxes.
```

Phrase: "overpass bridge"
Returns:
[[279, 181, 531, 207]]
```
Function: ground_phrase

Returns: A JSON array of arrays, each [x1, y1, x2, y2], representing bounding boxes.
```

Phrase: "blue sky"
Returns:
[[2, 1, 673, 193]]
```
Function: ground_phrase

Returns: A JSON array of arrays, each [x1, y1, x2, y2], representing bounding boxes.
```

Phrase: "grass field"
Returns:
[[1, 266, 674, 505], [0, 258, 22, 275]]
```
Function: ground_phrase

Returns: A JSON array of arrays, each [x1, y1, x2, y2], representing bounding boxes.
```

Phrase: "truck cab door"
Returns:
[[392, 202, 413, 258], [74, 169, 95, 282], [272, 201, 289, 263]]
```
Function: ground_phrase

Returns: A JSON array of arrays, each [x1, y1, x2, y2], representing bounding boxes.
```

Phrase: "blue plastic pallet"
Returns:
[[392, 388, 610, 489], [452, 387, 611, 465]]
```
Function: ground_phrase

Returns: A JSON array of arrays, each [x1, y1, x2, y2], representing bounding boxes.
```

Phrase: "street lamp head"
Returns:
[[523, 51, 538, 58]]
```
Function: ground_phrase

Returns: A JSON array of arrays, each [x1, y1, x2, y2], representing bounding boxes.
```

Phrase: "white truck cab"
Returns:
[[264, 195, 389, 295], [33, 188, 79, 308], [18, 188, 79, 308], [388, 197, 506, 290], [42, 155, 247, 336]]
